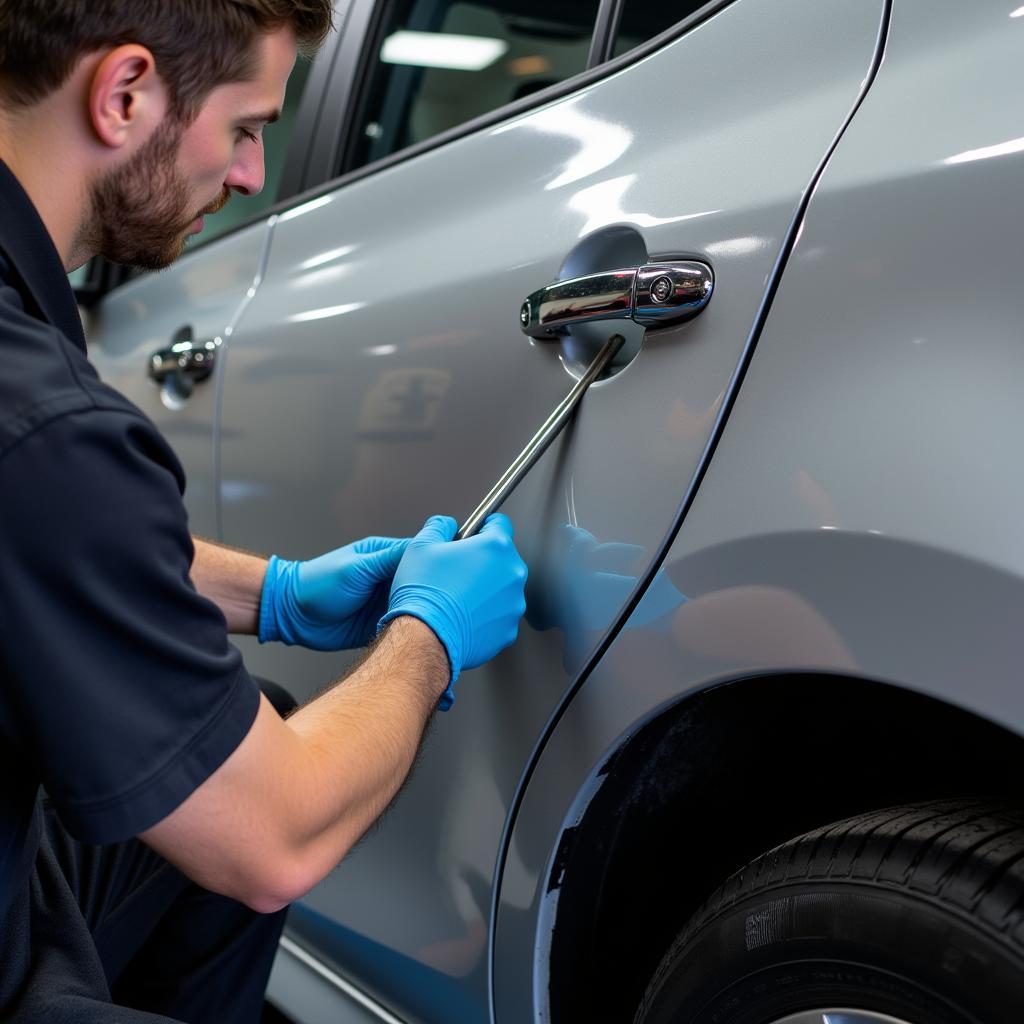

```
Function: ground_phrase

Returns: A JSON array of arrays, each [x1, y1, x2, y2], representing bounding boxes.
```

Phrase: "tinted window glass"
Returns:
[[67, 265, 89, 289], [190, 55, 314, 246], [611, 1, 709, 59], [350, 0, 600, 170]]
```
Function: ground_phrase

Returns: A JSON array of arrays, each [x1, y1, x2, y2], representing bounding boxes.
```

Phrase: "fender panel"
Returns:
[[493, 531, 1024, 1021]]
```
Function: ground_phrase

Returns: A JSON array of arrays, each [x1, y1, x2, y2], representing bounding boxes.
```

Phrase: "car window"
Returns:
[[67, 265, 89, 289], [190, 54, 315, 246], [349, 0, 601, 171], [611, 1, 710, 59]]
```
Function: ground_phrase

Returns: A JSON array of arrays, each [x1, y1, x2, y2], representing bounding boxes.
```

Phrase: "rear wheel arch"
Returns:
[[544, 672, 1024, 1023]]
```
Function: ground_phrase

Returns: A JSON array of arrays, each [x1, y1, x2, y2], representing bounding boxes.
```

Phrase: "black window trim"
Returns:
[[299, 0, 383, 194], [277, 0, 356, 199], [81, 0, 733, 301], [587, 0, 626, 67]]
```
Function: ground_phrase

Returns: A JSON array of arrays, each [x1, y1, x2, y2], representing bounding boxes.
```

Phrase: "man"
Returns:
[[0, 2, 528, 1020]]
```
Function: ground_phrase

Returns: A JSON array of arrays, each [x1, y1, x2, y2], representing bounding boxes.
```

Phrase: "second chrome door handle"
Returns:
[[148, 337, 221, 385], [519, 260, 713, 339]]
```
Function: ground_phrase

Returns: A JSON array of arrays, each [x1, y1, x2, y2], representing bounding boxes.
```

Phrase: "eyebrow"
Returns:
[[241, 109, 282, 126]]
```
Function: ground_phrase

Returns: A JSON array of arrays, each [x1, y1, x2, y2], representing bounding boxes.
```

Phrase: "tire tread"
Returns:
[[636, 798, 1024, 1021]]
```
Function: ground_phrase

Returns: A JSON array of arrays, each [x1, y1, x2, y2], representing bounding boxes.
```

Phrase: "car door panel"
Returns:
[[218, 0, 886, 1019], [86, 223, 273, 536]]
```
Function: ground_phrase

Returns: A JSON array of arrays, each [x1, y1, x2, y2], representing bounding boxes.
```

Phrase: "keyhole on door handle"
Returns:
[[525, 225, 713, 381]]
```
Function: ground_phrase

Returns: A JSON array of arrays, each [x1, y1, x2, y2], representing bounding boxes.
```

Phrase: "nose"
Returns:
[[225, 145, 265, 198]]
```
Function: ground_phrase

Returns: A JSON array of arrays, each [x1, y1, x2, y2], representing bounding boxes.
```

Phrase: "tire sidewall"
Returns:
[[638, 881, 1022, 1024]]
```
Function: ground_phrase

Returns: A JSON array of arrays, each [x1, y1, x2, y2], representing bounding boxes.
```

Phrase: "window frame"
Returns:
[[337, 0, 606, 175], [588, 0, 626, 66], [304, 0, 733, 199]]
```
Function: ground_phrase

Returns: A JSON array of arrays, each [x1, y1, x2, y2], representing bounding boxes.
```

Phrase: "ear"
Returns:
[[88, 44, 167, 150]]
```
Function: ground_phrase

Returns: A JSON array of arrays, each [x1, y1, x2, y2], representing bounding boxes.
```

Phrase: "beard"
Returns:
[[84, 119, 230, 271]]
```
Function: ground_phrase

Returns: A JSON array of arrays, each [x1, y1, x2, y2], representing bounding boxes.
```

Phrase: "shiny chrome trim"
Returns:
[[521, 268, 636, 338], [520, 261, 713, 339], [634, 261, 714, 326], [456, 333, 624, 539], [148, 337, 221, 384], [769, 1012, 915, 1024], [277, 934, 407, 1024]]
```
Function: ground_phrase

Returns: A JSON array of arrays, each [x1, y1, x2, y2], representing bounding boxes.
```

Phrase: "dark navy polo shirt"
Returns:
[[0, 159, 260, 919]]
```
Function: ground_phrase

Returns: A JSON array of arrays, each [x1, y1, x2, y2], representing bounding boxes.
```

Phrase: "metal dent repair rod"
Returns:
[[456, 333, 625, 540]]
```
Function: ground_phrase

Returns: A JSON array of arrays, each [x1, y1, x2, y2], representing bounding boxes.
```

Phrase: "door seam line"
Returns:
[[211, 213, 278, 541], [485, 1, 896, 1019]]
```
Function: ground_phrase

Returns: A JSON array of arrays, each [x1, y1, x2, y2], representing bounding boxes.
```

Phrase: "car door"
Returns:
[[82, 35, 334, 537], [219, 0, 887, 1020]]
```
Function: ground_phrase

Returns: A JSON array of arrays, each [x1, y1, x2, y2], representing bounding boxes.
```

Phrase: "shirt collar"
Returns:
[[0, 158, 87, 353]]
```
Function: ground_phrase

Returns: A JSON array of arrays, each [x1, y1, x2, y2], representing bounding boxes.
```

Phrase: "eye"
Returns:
[[238, 127, 260, 144]]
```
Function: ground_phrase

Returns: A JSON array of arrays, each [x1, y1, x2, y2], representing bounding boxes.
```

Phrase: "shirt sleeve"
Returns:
[[0, 406, 260, 843]]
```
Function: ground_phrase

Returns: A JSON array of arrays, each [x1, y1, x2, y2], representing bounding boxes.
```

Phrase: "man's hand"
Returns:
[[259, 536, 411, 650], [151, 516, 526, 911], [378, 513, 528, 709]]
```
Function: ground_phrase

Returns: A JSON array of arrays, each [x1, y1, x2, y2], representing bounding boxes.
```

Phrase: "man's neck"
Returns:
[[0, 118, 92, 272]]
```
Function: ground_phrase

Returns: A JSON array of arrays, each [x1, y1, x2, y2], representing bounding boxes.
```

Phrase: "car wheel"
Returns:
[[634, 799, 1024, 1024]]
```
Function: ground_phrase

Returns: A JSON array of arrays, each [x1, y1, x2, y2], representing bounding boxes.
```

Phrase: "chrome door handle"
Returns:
[[519, 260, 713, 339], [148, 337, 221, 384]]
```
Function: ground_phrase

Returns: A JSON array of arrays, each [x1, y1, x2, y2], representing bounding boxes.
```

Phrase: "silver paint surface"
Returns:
[[494, 0, 1024, 1019], [208, 0, 885, 1021]]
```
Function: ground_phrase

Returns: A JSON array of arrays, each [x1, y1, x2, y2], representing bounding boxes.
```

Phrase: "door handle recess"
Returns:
[[519, 260, 713, 340], [148, 337, 221, 385]]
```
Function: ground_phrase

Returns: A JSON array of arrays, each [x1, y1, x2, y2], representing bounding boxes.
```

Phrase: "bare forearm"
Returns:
[[141, 614, 449, 911], [190, 536, 267, 634], [189, 534, 450, 875], [281, 615, 449, 890]]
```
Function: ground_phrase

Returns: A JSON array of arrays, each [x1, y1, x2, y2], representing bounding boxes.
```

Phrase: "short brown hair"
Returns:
[[0, 0, 333, 121]]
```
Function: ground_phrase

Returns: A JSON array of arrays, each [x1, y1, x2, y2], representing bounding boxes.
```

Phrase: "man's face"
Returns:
[[88, 27, 297, 270]]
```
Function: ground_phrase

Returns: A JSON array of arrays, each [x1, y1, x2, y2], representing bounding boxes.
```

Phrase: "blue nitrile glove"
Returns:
[[259, 536, 411, 651], [377, 513, 528, 710]]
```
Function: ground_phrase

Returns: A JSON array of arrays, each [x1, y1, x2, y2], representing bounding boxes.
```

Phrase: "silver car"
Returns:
[[77, 0, 1024, 1021]]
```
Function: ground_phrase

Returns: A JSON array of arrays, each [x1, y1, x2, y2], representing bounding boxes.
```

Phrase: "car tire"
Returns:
[[633, 799, 1024, 1024]]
